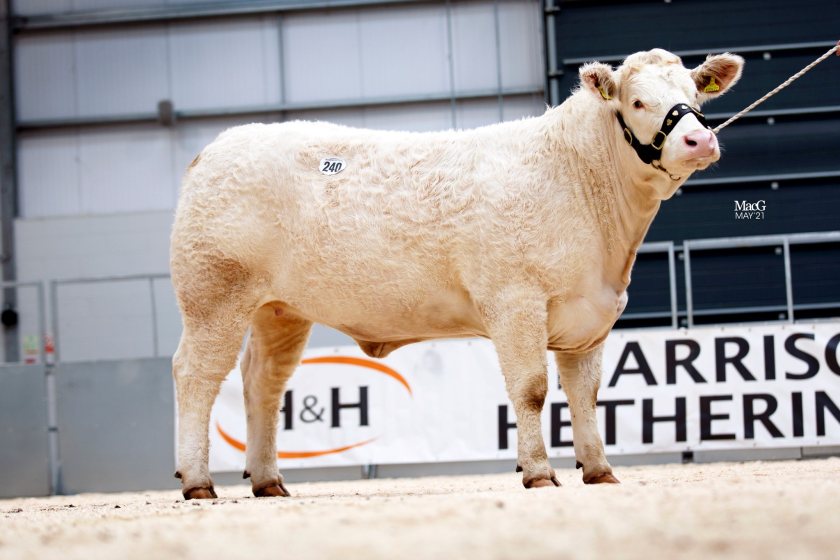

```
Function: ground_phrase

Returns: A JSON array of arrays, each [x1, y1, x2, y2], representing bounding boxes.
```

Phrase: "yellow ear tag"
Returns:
[[704, 75, 720, 93], [598, 86, 612, 100]]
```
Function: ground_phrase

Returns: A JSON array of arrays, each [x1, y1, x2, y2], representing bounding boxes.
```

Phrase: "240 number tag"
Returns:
[[319, 157, 346, 176]]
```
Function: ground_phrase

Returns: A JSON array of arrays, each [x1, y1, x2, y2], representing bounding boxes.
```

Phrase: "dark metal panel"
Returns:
[[790, 243, 840, 306], [55, 358, 178, 494], [552, 0, 840, 62], [649, 178, 840, 244], [688, 246, 788, 311], [0, 365, 50, 498]]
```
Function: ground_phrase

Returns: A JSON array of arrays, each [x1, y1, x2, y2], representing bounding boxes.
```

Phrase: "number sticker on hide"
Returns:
[[319, 157, 346, 176]]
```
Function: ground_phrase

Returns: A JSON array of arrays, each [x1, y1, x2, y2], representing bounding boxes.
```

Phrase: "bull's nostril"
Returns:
[[685, 139, 697, 147]]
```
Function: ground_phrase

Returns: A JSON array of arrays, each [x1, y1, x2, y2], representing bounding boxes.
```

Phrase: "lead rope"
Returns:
[[713, 41, 840, 133]]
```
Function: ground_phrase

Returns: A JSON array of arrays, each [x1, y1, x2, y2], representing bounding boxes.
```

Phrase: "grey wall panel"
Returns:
[[358, 5, 450, 98], [14, 33, 77, 122], [282, 11, 364, 103], [169, 18, 281, 111], [498, 0, 543, 90], [152, 277, 182, 358], [17, 131, 82, 217], [55, 358, 179, 494], [0, 365, 50, 498], [450, 2, 497, 92], [15, 212, 173, 282], [55, 280, 156, 362], [72, 0, 165, 11], [74, 27, 169, 117], [77, 125, 175, 214]]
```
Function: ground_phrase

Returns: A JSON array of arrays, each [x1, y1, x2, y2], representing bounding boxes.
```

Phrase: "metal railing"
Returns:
[[683, 231, 840, 327], [48, 273, 172, 363]]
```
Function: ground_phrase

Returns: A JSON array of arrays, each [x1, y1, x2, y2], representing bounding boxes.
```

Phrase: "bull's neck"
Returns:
[[546, 94, 666, 258]]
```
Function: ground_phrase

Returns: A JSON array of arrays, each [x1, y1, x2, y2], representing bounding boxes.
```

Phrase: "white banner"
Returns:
[[208, 322, 840, 472]]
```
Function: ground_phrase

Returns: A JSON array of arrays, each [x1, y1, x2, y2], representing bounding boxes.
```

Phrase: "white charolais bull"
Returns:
[[170, 48, 743, 499]]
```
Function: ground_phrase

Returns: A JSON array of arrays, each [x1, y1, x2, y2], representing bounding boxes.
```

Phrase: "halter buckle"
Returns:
[[651, 130, 668, 150], [623, 128, 633, 145]]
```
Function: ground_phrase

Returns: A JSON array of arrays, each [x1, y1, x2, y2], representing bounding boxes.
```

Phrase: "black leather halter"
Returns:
[[615, 103, 711, 179]]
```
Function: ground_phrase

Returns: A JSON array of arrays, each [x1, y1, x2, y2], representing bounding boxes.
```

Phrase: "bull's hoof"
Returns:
[[515, 464, 523, 473], [524, 475, 561, 489], [253, 481, 291, 498], [183, 486, 217, 500], [174, 470, 182, 479], [584, 472, 620, 484], [575, 461, 583, 470], [242, 470, 251, 479]]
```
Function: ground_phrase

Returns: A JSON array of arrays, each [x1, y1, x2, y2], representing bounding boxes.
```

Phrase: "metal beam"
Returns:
[[12, 0, 432, 33], [561, 40, 839, 66], [1, 0, 18, 362], [16, 86, 544, 132]]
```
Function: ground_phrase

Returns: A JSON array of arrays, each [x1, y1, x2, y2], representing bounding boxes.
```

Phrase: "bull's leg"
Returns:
[[241, 305, 312, 498], [171, 251, 260, 500], [483, 288, 558, 489], [555, 347, 619, 484], [173, 316, 251, 500]]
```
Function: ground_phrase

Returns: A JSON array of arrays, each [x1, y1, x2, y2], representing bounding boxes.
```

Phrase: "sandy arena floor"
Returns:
[[0, 459, 838, 560]]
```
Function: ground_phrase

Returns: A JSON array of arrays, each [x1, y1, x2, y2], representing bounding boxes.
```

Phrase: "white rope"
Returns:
[[713, 42, 840, 133]]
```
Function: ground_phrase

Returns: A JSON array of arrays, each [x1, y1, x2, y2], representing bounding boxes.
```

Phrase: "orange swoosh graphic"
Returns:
[[216, 421, 376, 459], [301, 355, 413, 396]]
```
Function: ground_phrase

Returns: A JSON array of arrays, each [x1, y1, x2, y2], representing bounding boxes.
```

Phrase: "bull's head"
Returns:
[[579, 48, 744, 197]]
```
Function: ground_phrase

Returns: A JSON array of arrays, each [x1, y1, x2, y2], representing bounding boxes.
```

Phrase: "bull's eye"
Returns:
[[632, 100, 644, 110]]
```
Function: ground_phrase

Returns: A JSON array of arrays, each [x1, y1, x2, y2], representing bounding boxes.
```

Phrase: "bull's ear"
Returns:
[[579, 62, 617, 102], [692, 53, 744, 101]]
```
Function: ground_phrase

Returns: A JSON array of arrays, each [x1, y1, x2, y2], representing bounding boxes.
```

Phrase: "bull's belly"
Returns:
[[281, 285, 487, 343]]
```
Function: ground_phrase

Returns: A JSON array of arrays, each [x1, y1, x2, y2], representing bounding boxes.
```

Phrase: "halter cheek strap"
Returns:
[[615, 103, 711, 179]]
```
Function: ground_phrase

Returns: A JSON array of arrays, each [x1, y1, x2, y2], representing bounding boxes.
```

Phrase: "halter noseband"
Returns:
[[615, 103, 711, 180]]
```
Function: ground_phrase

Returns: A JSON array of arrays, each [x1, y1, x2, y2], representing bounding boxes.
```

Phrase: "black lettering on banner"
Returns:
[[550, 403, 574, 447], [791, 392, 804, 437], [700, 395, 737, 440], [815, 391, 840, 436], [665, 339, 706, 384], [498, 405, 517, 450], [599, 400, 634, 445], [280, 390, 293, 430], [743, 394, 783, 439], [331, 386, 369, 428], [825, 333, 840, 376], [784, 333, 820, 380], [642, 397, 687, 443], [763, 335, 776, 380], [714, 337, 756, 382], [608, 342, 657, 387]]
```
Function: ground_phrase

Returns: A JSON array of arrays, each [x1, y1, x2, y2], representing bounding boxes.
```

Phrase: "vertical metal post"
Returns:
[[667, 242, 678, 329], [149, 276, 159, 357], [782, 238, 794, 323], [543, 0, 560, 106], [277, 14, 286, 123], [38, 281, 61, 494], [0, 0, 19, 362], [49, 280, 60, 363], [683, 243, 694, 328], [444, 0, 457, 127], [492, 0, 504, 121]]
